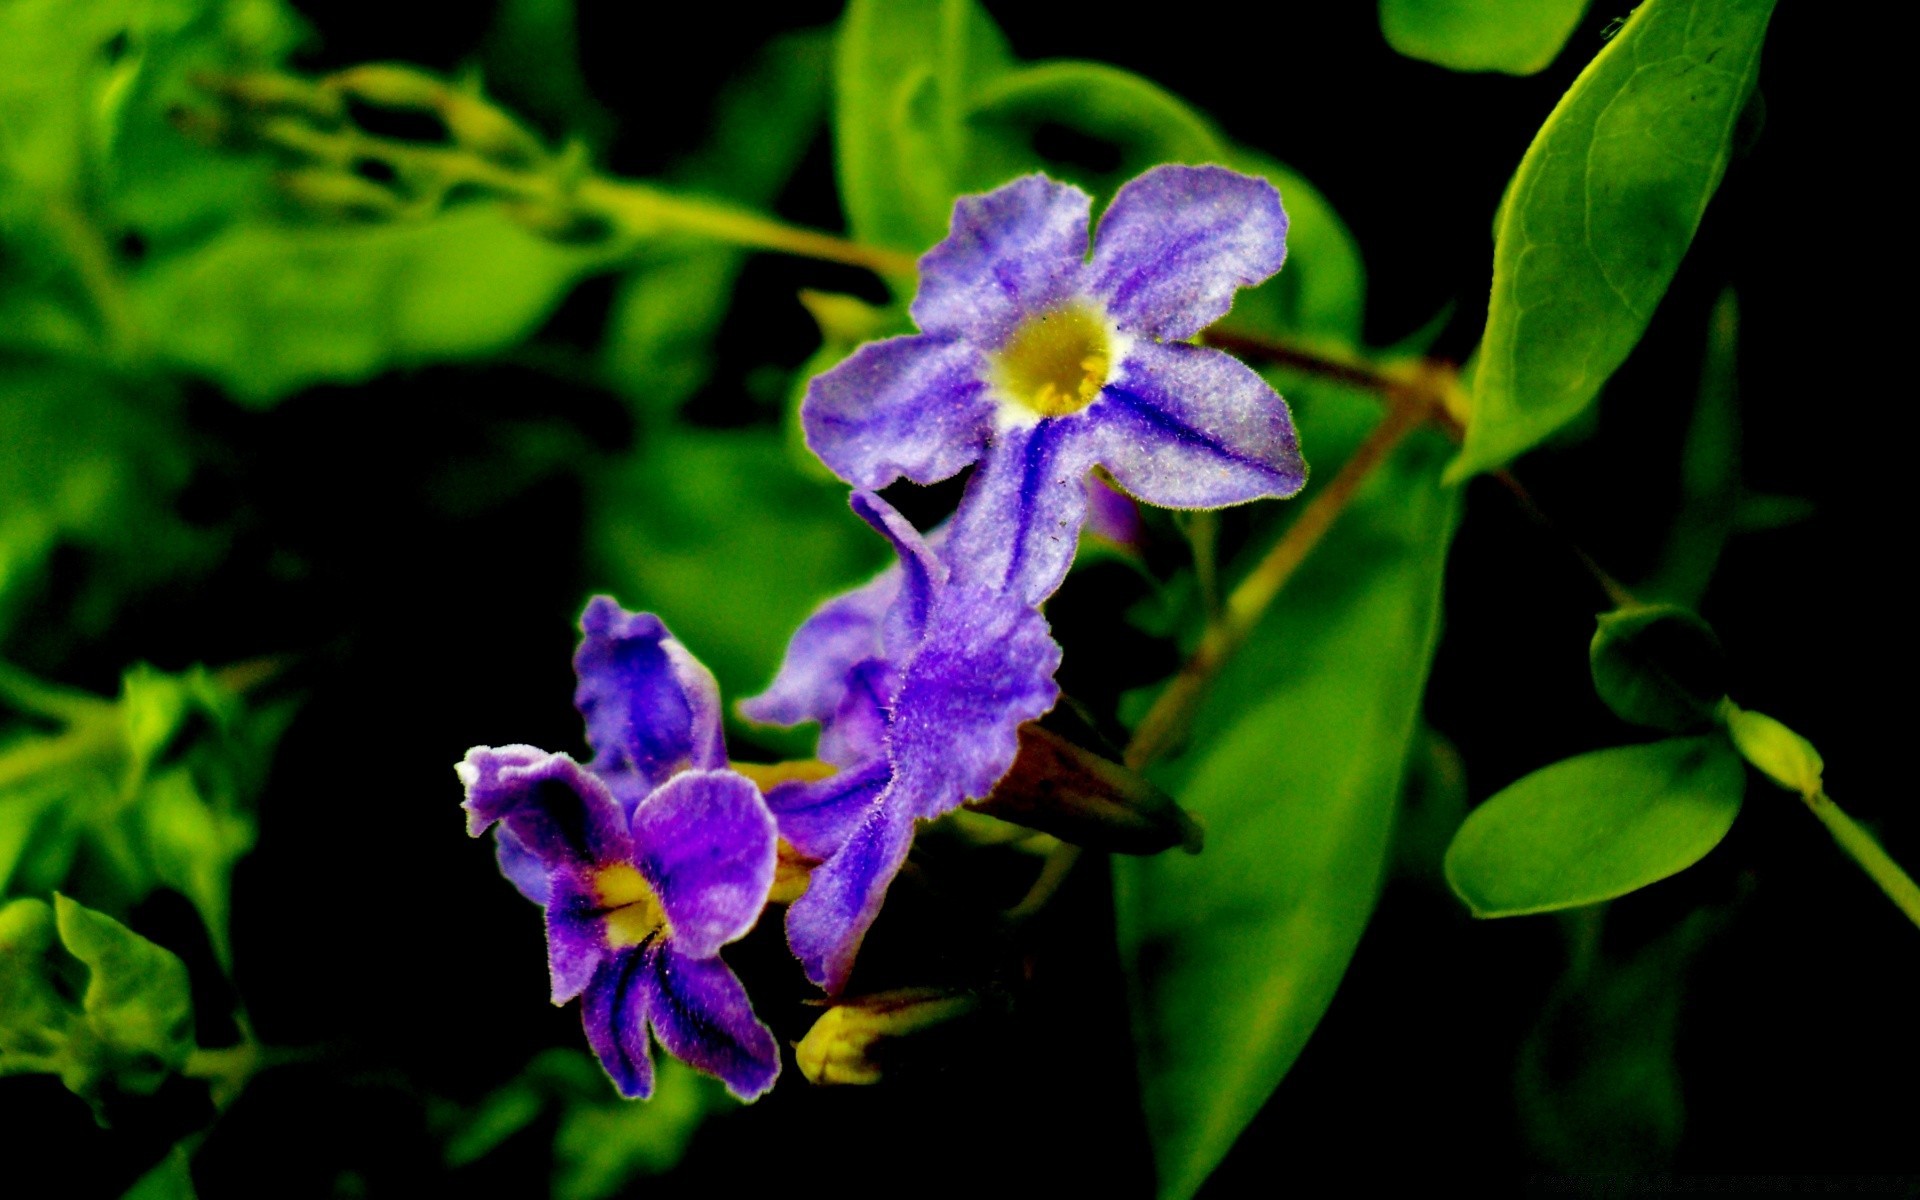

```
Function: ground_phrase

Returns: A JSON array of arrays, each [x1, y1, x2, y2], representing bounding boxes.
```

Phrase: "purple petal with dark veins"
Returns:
[[737, 569, 895, 731], [848, 491, 945, 656], [582, 947, 655, 1099], [646, 946, 781, 1101], [887, 586, 1062, 819], [493, 827, 551, 905], [546, 867, 615, 1004], [458, 745, 631, 874], [1088, 164, 1288, 341], [817, 657, 895, 768], [784, 794, 916, 994], [1090, 341, 1306, 507], [910, 174, 1093, 348], [944, 418, 1100, 606], [764, 756, 892, 862], [574, 598, 726, 814], [801, 335, 995, 490], [628, 770, 776, 960]]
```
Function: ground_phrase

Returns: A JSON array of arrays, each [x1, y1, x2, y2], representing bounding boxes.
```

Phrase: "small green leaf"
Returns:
[[1380, 0, 1592, 75], [1117, 425, 1459, 1200], [120, 1146, 198, 1200], [1647, 289, 1741, 606], [833, 0, 1012, 252], [1723, 703, 1822, 797], [1451, 0, 1777, 479], [1590, 604, 1727, 731], [1444, 737, 1745, 918]]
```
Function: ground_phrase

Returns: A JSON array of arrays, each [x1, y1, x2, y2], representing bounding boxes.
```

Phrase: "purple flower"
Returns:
[[741, 494, 1061, 994], [803, 164, 1306, 606], [458, 598, 780, 1101]]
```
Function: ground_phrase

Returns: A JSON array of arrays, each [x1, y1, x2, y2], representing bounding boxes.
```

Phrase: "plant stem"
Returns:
[[1802, 790, 1920, 931], [1125, 391, 1430, 769]]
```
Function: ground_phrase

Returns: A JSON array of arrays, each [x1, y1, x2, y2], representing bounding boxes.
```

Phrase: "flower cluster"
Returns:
[[458, 163, 1302, 1098]]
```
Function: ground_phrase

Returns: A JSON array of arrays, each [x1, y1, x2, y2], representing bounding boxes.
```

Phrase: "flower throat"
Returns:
[[993, 305, 1112, 418]]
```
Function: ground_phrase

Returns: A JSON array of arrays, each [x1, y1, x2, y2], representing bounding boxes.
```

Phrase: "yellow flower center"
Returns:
[[992, 305, 1112, 418], [594, 863, 671, 949]]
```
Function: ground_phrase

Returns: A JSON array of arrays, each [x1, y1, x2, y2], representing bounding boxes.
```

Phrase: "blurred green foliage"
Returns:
[[1379, 0, 1591, 75]]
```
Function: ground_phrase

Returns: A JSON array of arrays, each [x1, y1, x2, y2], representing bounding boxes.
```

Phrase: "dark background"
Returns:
[[8, 2, 1911, 1195]]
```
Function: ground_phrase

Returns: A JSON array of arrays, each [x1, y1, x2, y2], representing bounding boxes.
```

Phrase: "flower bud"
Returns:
[[795, 988, 984, 1086], [1722, 702, 1824, 797], [969, 721, 1201, 854]]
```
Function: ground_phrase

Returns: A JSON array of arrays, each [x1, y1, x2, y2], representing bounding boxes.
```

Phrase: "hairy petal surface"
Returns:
[[888, 587, 1063, 818], [818, 658, 895, 768], [1089, 164, 1289, 341], [764, 756, 893, 862], [582, 947, 656, 1099], [546, 868, 617, 1004], [944, 419, 1100, 606], [910, 174, 1093, 347], [646, 947, 781, 1101], [459, 745, 631, 873], [1091, 341, 1306, 508], [737, 572, 895, 730], [629, 770, 777, 959], [849, 490, 946, 656], [802, 335, 995, 490], [493, 827, 552, 905], [574, 598, 726, 812], [785, 797, 917, 995]]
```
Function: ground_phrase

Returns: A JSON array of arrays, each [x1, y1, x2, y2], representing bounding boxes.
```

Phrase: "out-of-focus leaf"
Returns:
[[0, 895, 195, 1118], [833, 0, 1012, 252], [1380, 0, 1592, 75], [128, 206, 611, 403], [1452, 0, 1776, 479], [588, 429, 882, 744], [1590, 604, 1727, 732], [1116, 420, 1460, 1200], [479, 0, 611, 147], [1648, 289, 1740, 605], [603, 30, 832, 419], [1444, 737, 1745, 917], [120, 1146, 198, 1199]]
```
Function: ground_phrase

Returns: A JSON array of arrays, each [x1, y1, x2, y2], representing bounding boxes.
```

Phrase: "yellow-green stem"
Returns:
[[1802, 790, 1920, 931]]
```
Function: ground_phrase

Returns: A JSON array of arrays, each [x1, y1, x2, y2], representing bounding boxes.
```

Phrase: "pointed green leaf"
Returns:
[[1589, 604, 1727, 732], [1452, 0, 1776, 479], [1380, 0, 1592, 76], [1117, 423, 1459, 1200], [1444, 737, 1745, 917]]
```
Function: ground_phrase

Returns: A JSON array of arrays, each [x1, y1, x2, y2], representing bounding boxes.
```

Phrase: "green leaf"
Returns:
[[833, 0, 1012, 252], [1116, 423, 1459, 1200], [1451, 0, 1777, 479], [120, 1146, 198, 1200], [1444, 737, 1745, 918], [478, 0, 612, 147], [1647, 289, 1741, 606], [1380, 0, 1592, 75], [587, 429, 883, 741], [553, 1058, 720, 1200], [128, 206, 612, 404], [1589, 604, 1727, 732]]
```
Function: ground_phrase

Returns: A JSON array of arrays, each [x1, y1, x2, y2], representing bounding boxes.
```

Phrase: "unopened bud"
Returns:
[[1722, 701, 1824, 797], [970, 721, 1201, 854], [326, 63, 453, 113], [795, 988, 983, 1086], [276, 168, 406, 219]]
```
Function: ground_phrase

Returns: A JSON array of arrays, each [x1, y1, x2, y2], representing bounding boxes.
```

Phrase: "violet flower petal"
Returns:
[[817, 657, 896, 768], [848, 490, 945, 656], [1091, 340, 1306, 507], [887, 585, 1062, 819], [458, 745, 631, 874], [763, 757, 892, 862], [943, 418, 1100, 606], [582, 947, 656, 1099], [574, 597, 726, 814], [801, 335, 995, 490], [910, 174, 1093, 347], [645, 946, 781, 1101], [628, 770, 776, 960], [784, 795, 917, 994], [1088, 163, 1289, 341], [492, 827, 551, 905], [737, 571, 895, 730], [546, 867, 615, 1004]]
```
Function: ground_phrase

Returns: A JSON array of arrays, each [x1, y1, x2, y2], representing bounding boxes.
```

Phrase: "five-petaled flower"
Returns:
[[741, 492, 1062, 994], [803, 164, 1306, 607], [458, 598, 781, 1100]]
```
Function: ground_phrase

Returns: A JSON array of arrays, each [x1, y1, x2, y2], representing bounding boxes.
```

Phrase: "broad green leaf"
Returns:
[[1380, 0, 1592, 75], [121, 1146, 198, 1200], [1589, 604, 1727, 732], [1452, 0, 1776, 479], [128, 206, 612, 403], [833, 0, 1012, 252], [588, 429, 883, 742], [1444, 737, 1745, 917], [1116, 419, 1460, 1200]]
